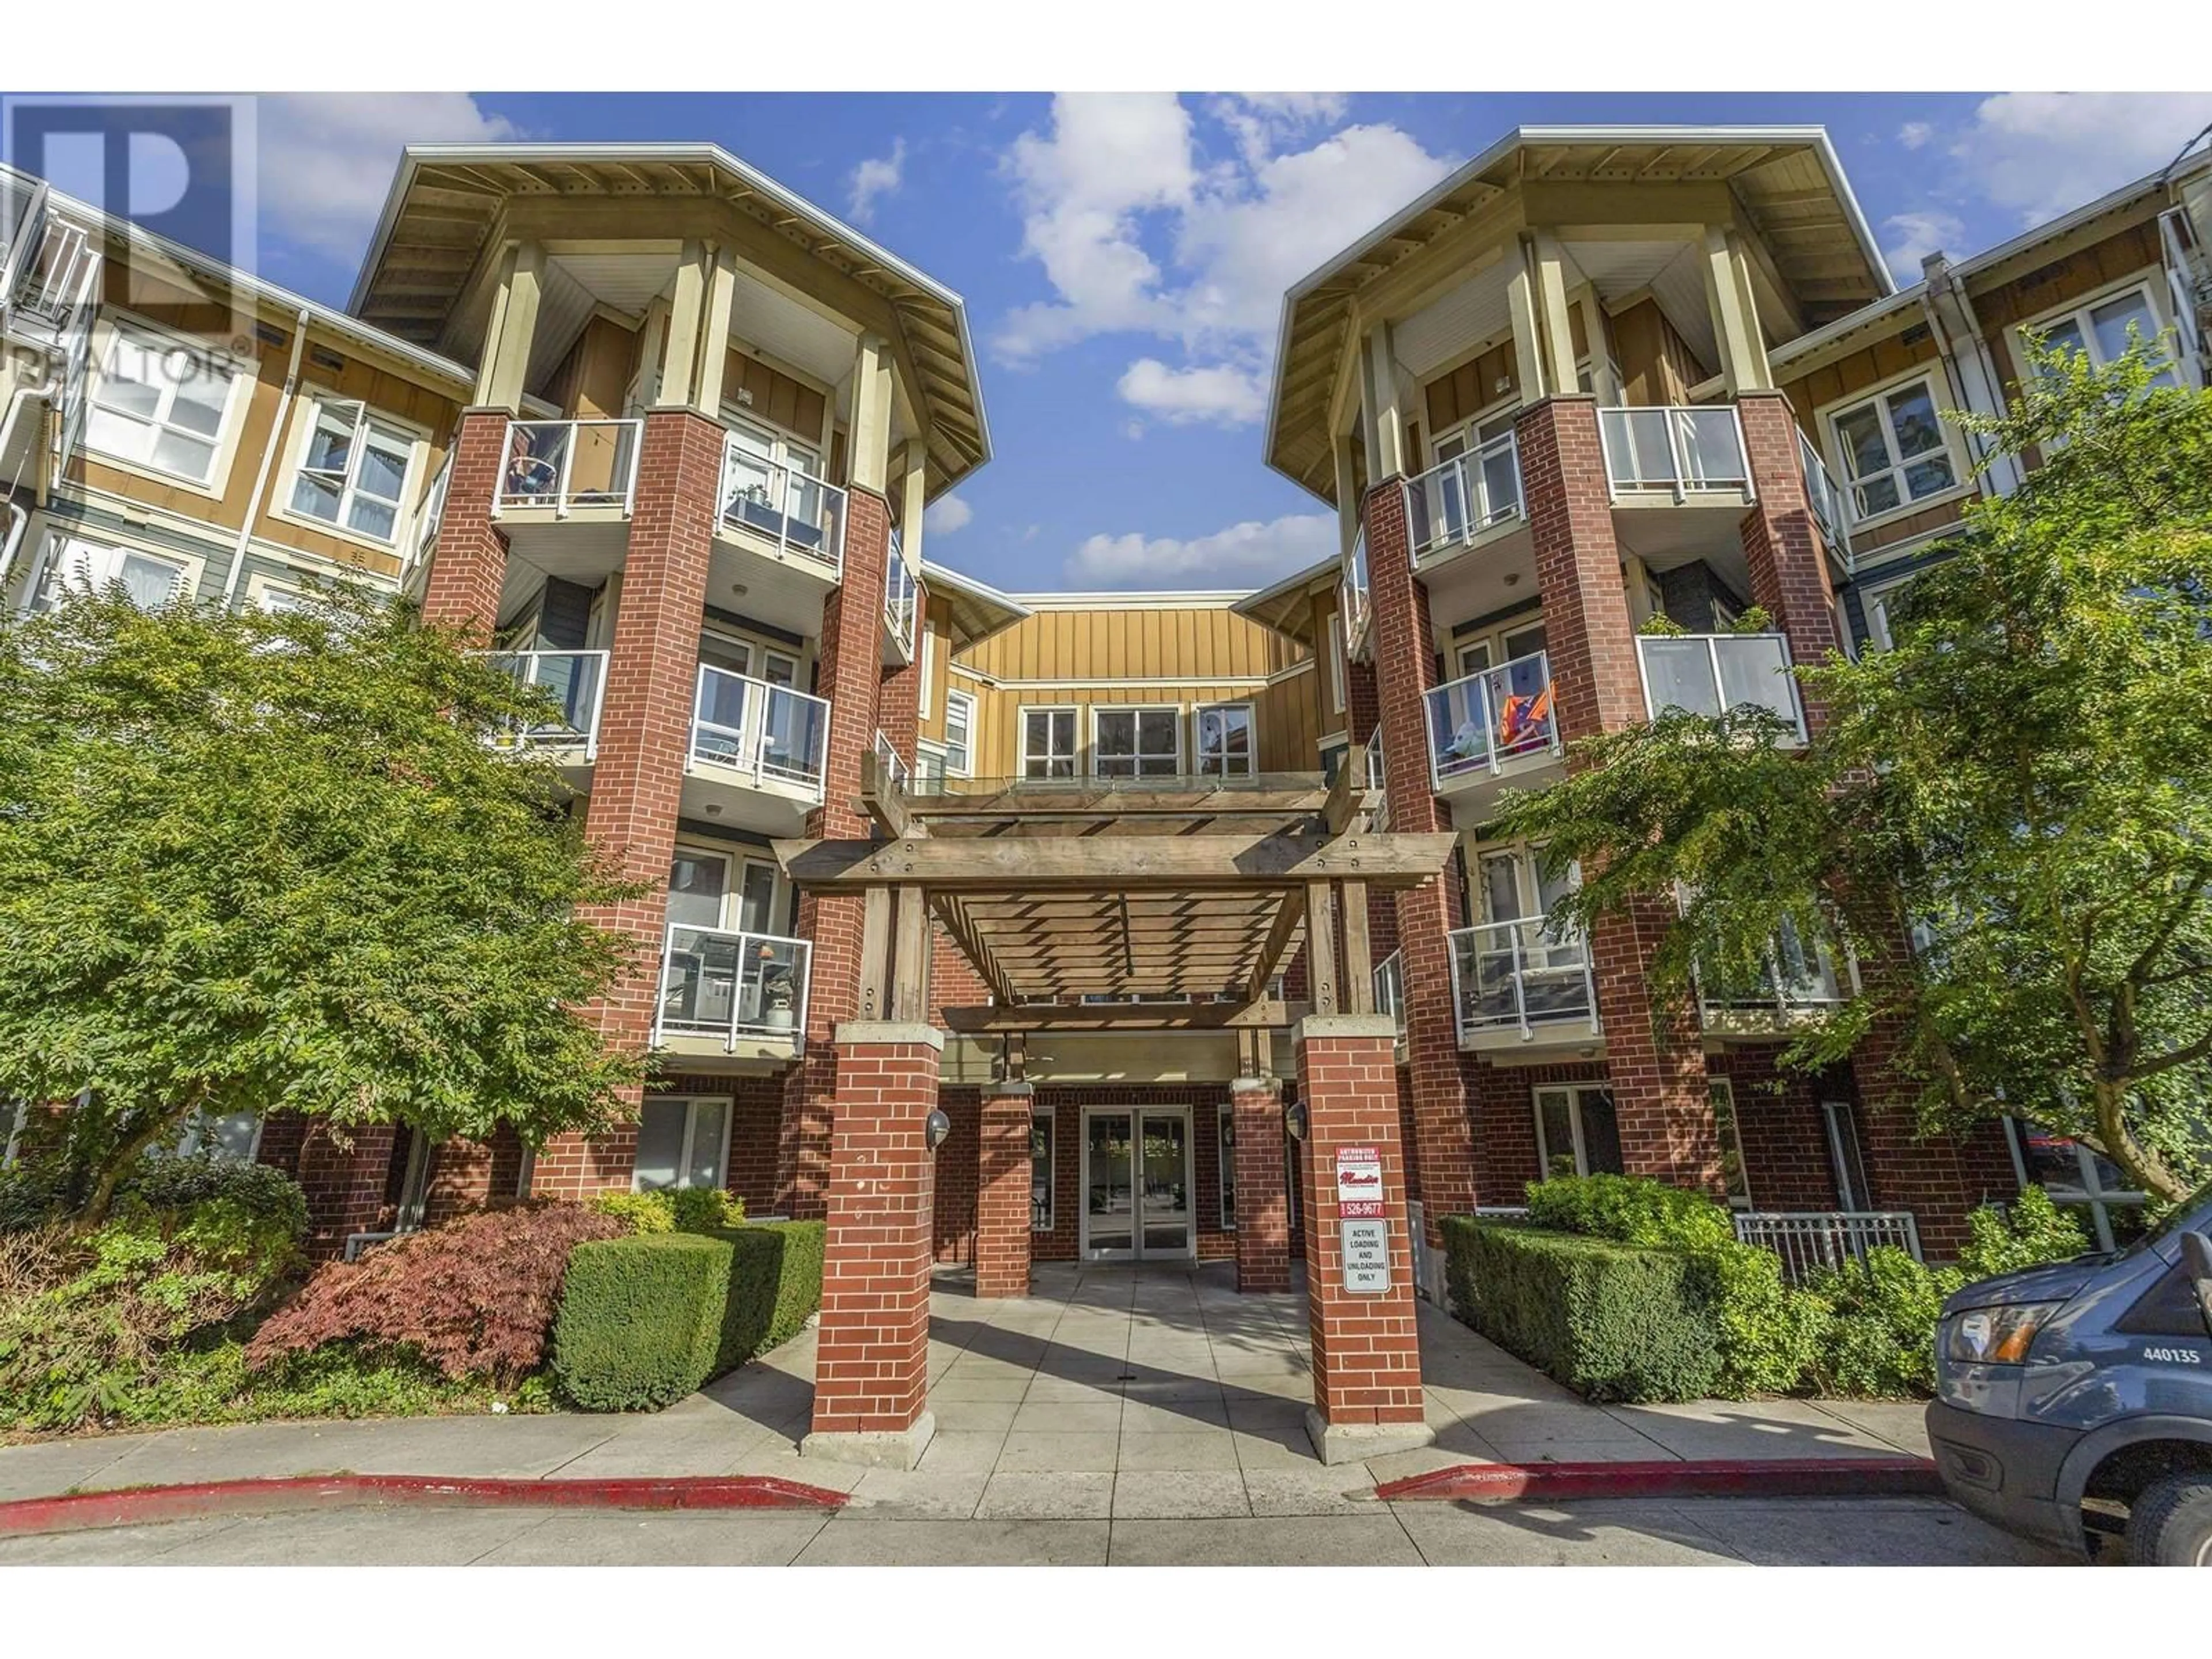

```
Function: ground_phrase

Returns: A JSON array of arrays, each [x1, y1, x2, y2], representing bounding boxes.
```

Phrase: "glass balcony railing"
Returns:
[[1373, 949, 1407, 1058], [477, 649, 609, 759], [406, 453, 451, 584], [655, 925, 811, 1047], [690, 664, 831, 798], [884, 527, 918, 651], [1797, 429, 1853, 563], [1340, 528, 1370, 656], [1448, 918, 1597, 1043], [1636, 632, 1804, 738], [1424, 649, 1558, 790], [493, 419, 641, 516], [873, 729, 910, 792], [1403, 430, 1524, 559], [721, 437, 846, 574], [1697, 917, 1851, 1029], [1598, 405, 1751, 499]]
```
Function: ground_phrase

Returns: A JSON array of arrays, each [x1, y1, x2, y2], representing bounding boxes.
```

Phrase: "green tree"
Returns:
[[0, 584, 643, 1225], [1493, 337, 2212, 1203]]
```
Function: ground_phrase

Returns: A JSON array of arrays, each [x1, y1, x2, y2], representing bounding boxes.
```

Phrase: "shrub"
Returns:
[[1801, 1247, 1967, 1398], [0, 1164, 65, 1234], [588, 1187, 746, 1237], [247, 1202, 623, 1385], [0, 1152, 309, 1237], [552, 1233, 734, 1410], [1522, 1173, 1734, 1252], [714, 1221, 825, 1372], [1443, 1216, 1722, 1403], [1957, 1185, 2092, 1281]]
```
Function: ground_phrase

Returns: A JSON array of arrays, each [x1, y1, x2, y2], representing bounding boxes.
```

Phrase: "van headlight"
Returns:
[[1943, 1304, 2061, 1365]]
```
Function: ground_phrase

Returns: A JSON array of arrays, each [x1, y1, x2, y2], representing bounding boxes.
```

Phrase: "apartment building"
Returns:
[[3, 123, 2209, 1455]]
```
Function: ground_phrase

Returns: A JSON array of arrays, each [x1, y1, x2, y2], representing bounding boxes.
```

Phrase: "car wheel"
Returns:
[[2127, 1474, 2212, 1566]]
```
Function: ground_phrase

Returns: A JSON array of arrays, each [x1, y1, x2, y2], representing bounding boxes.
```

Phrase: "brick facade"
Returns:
[[974, 1082, 1033, 1297], [418, 408, 514, 634], [1736, 390, 1840, 732], [1231, 1076, 1291, 1292]]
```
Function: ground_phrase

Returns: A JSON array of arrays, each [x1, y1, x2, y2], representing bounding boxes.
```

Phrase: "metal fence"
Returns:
[[1732, 1210, 1924, 1281]]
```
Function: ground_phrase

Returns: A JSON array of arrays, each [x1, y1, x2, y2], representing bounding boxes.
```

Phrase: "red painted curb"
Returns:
[[1373, 1455, 1944, 1505], [0, 1472, 847, 1538]]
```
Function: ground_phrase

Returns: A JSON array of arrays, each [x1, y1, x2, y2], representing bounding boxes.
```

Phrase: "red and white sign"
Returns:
[[1335, 1145, 1385, 1219]]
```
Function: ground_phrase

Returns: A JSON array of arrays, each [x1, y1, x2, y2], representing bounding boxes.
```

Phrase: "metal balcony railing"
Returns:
[[1340, 528, 1370, 657], [884, 527, 918, 650], [654, 925, 812, 1048], [1637, 631, 1804, 738], [1424, 649, 1558, 790], [1797, 429, 1853, 564], [1598, 404, 1751, 499], [690, 664, 831, 798], [1403, 430, 1524, 559], [1448, 918, 1597, 1043], [493, 419, 641, 517], [478, 649, 609, 759], [1733, 1211, 1924, 1282], [721, 437, 846, 574]]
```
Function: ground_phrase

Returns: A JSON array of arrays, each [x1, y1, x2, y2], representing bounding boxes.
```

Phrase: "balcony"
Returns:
[[478, 649, 609, 762], [687, 664, 831, 816], [873, 729, 910, 792], [1403, 430, 1524, 563], [1423, 649, 1562, 816], [1797, 429, 1853, 571], [492, 419, 641, 518], [882, 527, 919, 663], [1373, 949, 1407, 1062], [719, 435, 846, 577], [1340, 528, 1370, 659], [1448, 919, 1599, 1048], [1599, 405, 1751, 500], [1696, 920, 1854, 1039], [1, 180, 101, 479], [1636, 632, 1805, 739], [654, 924, 811, 1055]]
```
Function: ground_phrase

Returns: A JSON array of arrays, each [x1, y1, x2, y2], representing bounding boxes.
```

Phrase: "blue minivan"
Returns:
[[1927, 1185, 2212, 1565]]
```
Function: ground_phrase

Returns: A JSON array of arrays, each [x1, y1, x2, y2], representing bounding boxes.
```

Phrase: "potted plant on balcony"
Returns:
[[758, 950, 797, 1032]]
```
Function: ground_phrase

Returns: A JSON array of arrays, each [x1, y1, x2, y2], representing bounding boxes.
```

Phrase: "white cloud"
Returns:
[[1065, 512, 1336, 589], [257, 93, 517, 263], [1897, 122, 1933, 151], [991, 94, 1456, 430], [1116, 358, 1267, 426], [1944, 92, 2212, 229], [847, 138, 907, 225], [923, 494, 972, 536], [1881, 209, 1965, 283]]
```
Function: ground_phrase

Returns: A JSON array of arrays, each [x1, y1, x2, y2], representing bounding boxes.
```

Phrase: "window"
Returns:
[[1823, 1100, 1873, 1211], [2031, 282, 2179, 385], [2005, 1119, 2149, 1252], [1327, 611, 1347, 713], [289, 398, 415, 542], [86, 324, 240, 484], [916, 741, 949, 786], [1829, 377, 1958, 520], [1217, 1105, 1236, 1232], [175, 1110, 262, 1163], [1709, 1079, 1752, 1209], [26, 533, 188, 613], [721, 413, 830, 548], [944, 689, 975, 777], [1860, 578, 1911, 652], [1533, 1085, 1622, 1180], [1020, 707, 1078, 780], [698, 629, 798, 687], [1093, 707, 1180, 778], [1456, 621, 1547, 680], [918, 627, 934, 719], [1194, 702, 1255, 778], [633, 1096, 731, 1191], [1031, 1109, 1054, 1232]]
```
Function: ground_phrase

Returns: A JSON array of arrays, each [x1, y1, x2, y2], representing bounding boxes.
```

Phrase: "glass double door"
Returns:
[[1082, 1109, 1193, 1261]]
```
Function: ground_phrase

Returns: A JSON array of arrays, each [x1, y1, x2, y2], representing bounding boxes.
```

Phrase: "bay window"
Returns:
[[86, 323, 240, 484], [1828, 377, 1958, 520], [1093, 706, 1180, 779]]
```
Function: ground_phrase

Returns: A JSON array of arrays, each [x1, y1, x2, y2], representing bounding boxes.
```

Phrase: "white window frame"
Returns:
[[1031, 1105, 1055, 1234], [2003, 1118, 2147, 1253], [2017, 275, 2185, 387], [698, 627, 803, 688], [1019, 704, 1080, 781], [916, 739, 950, 786], [175, 1109, 263, 1164], [1327, 611, 1347, 714], [83, 316, 249, 493], [1707, 1077, 1753, 1210], [22, 529, 193, 614], [278, 391, 426, 548], [631, 1095, 734, 1193], [1532, 1083, 1619, 1181], [1453, 618, 1548, 681], [1859, 574, 1912, 653], [1217, 1103, 1237, 1233], [666, 843, 784, 935], [943, 688, 976, 778], [1193, 700, 1256, 779], [1091, 704, 1183, 780], [1821, 370, 1970, 531], [918, 626, 935, 720]]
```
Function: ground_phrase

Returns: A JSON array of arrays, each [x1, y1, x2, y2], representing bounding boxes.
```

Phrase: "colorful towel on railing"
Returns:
[[1496, 684, 1554, 751]]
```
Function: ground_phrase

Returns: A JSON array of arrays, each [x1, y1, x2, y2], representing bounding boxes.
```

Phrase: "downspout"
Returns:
[[1918, 253, 2022, 497], [0, 366, 62, 594], [221, 305, 312, 609]]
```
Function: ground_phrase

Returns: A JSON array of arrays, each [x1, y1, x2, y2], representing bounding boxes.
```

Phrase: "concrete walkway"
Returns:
[[0, 1260, 1932, 1523]]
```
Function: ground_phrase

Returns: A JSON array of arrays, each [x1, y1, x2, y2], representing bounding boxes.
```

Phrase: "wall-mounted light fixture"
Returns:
[[1284, 1101, 1310, 1142], [925, 1108, 952, 1152]]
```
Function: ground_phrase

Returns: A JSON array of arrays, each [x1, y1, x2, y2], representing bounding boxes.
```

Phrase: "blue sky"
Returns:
[[238, 90, 2212, 595]]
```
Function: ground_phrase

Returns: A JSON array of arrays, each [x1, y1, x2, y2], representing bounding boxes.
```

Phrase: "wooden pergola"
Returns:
[[772, 738, 1455, 1045]]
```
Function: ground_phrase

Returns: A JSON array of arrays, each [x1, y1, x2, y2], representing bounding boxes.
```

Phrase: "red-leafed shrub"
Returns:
[[245, 1202, 624, 1384]]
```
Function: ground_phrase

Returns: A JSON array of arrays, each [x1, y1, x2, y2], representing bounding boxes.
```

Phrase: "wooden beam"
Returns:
[[889, 885, 931, 1023], [1323, 733, 1376, 835], [941, 1001, 1301, 1034], [773, 832, 1455, 891], [856, 885, 892, 1022], [931, 895, 1019, 1008], [1305, 881, 1339, 1017], [1340, 879, 1374, 1015], [1244, 893, 1308, 1001], [858, 747, 916, 841]]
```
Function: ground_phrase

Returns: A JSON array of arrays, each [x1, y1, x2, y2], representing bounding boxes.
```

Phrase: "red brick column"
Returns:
[[533, 407, 722, 1199], [1231, 1075, 1291, 1293], [974, 1081, 1033, 1298], [1361, 475, 1478, 1244], [1294, 1016, 1433, 1465], [296, 1123, 397, 1259], [877, 575, 922, 766], [778, 486, 896, 1218], [1736, 391, 1839, 733], [804, 1022, 941, 1468], [419, 408, 514, 634], [1520, 395, 1718, 1190]]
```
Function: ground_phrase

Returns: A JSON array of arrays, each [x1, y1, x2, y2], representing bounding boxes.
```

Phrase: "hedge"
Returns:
[[1442, 1215, 1722, 1403], [551, 1221, 826, 1412]]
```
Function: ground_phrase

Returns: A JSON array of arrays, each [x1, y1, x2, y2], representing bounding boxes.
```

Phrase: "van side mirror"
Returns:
[[2183, 1231, 2212, 1339]]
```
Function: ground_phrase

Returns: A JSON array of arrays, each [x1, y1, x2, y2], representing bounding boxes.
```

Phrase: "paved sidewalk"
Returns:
[[0, 1260, 1932, 1524]]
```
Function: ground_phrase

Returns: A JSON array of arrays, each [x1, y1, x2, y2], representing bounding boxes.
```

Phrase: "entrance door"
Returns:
[[1081, 1108, 1194, 1261]]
